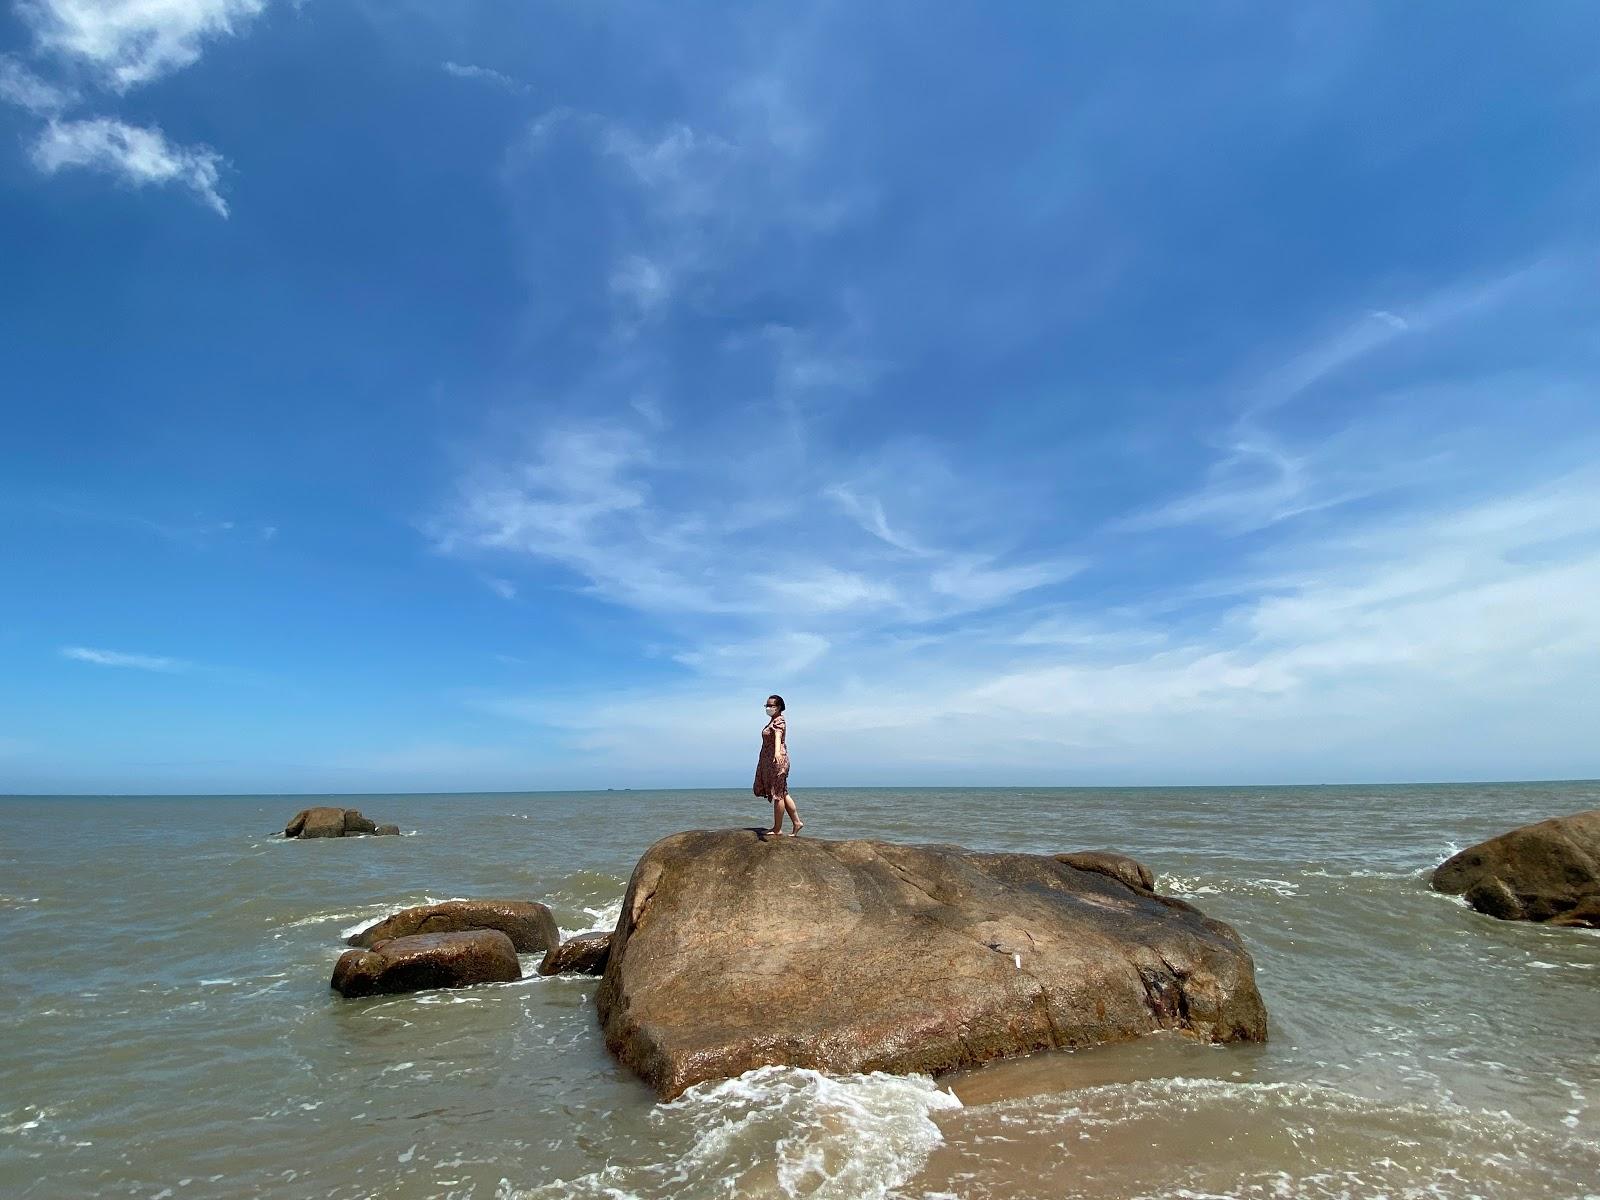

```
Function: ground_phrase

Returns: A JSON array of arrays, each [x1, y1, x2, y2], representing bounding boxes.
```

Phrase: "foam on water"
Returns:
[[558, 896, 625, 941], [1157, 875, 1301, 898], [511, 1067, 961, 1200]]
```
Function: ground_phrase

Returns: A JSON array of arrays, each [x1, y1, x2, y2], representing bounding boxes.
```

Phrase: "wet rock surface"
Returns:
[[539, 931, 612, 976], [347, 899, 560, 953], [1431, 809, 1600, 927], [331, 930, 522, 997], [1053, 850, 1155, 893], [597, 830, 1268, 1100]]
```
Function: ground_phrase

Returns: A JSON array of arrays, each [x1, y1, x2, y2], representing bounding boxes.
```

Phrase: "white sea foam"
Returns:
[[1158, 875, 1300, 898], [0, 1104, 53, 1135], [323, 896, 451, 939], [558, 896, 625, 941], [510, 1066, 961, 1199]]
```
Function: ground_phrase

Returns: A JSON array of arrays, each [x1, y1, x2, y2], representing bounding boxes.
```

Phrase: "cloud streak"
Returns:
[[30, 117, 229, 215], [62, 646, 190, 672]]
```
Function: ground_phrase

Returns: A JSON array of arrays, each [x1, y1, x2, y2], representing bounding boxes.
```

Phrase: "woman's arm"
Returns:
[[774, 718, 788, 769]]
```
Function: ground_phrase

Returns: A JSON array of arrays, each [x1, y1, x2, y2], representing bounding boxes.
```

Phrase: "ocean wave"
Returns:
[[509, 1066, 961, 1200]]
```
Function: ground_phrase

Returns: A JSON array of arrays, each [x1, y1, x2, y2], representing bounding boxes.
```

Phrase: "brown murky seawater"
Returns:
[[2, 784, 1598, 1199]]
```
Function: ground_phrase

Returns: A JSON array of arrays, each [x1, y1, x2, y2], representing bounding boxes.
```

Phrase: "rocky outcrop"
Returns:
[[1431, 809, 1600, 927], [331, 930, 521, 997], [347, 899, 560, 954], [539, 931, 612, 976], [286, 807, 346, 838], [284, 808, 400, 838], [597, 830, 1268, 1100]]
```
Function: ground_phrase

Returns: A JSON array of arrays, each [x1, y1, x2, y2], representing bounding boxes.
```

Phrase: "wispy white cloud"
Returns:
[[3, 2, 264, 213], [62, 646, 190, 672], [514, 59, 870, 339], [30, 117, 229, 215], [442, 60, 526, 93], [469, 467, 1600, 783], [433, 406, 1079, 649], [1120, 261, 1569, 535], [0, 53, 75, 114], [20, 0, 266, 91]]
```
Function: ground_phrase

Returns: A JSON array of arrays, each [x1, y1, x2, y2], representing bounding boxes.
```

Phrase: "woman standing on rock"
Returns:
[[755, 694, 803, 836]]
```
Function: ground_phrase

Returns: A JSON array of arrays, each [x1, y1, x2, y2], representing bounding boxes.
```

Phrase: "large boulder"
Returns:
[[1431, 809, 1600, 927], [331, 930, 521, 997], [286, 807, 348, 839], [597, 830, 1268, 1100], [284, 807, 399, 838], [539, 931, 612, 977], [347, 899, 560, 954]]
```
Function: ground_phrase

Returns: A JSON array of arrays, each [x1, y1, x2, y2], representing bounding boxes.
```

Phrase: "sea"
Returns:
[[3, 783, 1598, 1200]]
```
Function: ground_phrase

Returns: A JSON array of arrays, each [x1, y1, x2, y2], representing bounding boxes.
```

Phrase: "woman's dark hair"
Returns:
[[766, 694, 786, 713]]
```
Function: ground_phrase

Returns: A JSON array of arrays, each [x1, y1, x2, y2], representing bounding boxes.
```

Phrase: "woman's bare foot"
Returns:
[[791, 821, 805, 835]]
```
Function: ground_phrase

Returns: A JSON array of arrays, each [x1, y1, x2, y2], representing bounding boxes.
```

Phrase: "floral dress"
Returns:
[[753, 714, 789, 799]]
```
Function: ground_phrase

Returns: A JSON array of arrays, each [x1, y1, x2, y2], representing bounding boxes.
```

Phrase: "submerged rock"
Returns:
[[1431, 809, 1600, 927], [597, 830, 1268, 1100], [331, 930, 521, 997], [374, 824, 401, 836], [347, 899, 560, 954], [539, 931, 612, 976], [283, 807, 400, 839]]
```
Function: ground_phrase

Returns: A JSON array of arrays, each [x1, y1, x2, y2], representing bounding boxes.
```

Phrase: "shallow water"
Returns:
[[2, 784, 1598, 1199]]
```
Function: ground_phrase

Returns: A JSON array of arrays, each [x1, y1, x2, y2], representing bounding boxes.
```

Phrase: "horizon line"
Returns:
[[3, 774, 1598, 799]]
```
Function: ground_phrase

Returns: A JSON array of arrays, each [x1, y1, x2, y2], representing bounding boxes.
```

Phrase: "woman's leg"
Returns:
[[770, 795, 785, 835], [783, 793, 803, 833]]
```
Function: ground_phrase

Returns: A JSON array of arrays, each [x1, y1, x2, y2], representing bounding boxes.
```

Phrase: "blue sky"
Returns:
[[3, 2, 1599, 794]]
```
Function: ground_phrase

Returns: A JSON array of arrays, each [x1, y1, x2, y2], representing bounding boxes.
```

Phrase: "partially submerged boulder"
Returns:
[[331, 930, 521, 997], [1431, 809, 1600, 927], [597, 830, 1267, 1100], [347, 899, 560, 954], [284, 807, 400, 838], [539, 931, 612, 977], [343, 811, 377, 835], [286, 807, 347, 839]]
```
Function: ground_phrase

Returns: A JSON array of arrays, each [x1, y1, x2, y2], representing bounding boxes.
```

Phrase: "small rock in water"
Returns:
[[538, 931, 612, 976], [283, 807, 402, 839], [347, 899, 560, 954], [331, 930, 521, 997]]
